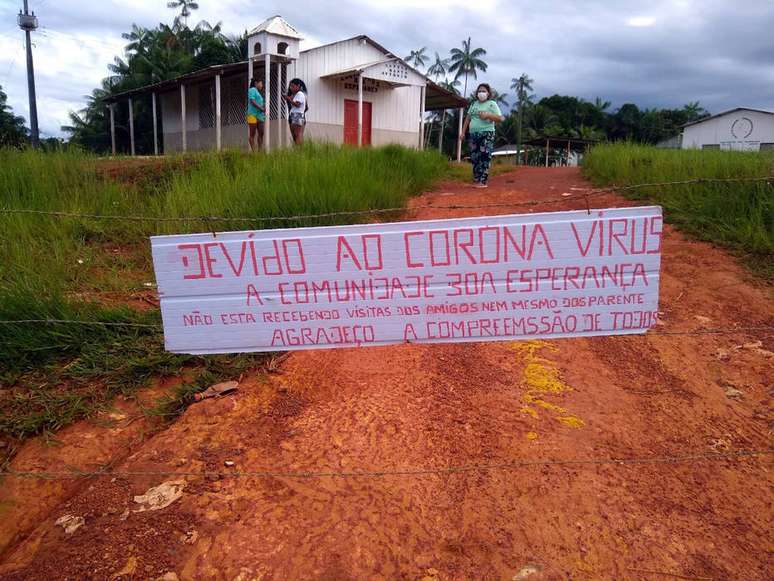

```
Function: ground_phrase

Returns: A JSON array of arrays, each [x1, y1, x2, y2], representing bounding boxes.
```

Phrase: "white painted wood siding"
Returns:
[[293, 38, 422, 135], [682, 110, 774, 150]]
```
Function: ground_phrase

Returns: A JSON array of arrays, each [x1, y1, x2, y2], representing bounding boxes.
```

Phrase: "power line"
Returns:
[[3, 449, 771, 480]]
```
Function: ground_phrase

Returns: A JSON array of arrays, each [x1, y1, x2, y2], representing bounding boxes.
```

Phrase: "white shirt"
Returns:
[[290, 91, 306, 115]]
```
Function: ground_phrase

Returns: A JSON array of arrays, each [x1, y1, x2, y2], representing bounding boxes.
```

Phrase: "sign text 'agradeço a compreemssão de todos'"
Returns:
[[151, 207, 663, 354]]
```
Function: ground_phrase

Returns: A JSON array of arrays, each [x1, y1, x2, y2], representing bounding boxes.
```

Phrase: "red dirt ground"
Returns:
[[1, 167, 772, 580]]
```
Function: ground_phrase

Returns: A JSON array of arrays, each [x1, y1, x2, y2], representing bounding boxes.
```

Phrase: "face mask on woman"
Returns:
[[477, 91, 489, 102]]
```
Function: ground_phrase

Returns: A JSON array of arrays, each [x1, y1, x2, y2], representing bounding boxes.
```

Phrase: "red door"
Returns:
[[344, 100, 372, 146]]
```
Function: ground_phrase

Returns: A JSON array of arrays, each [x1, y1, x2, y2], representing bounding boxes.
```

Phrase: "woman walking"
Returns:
[[247, 78, 265, 151], [459, 83, 504, 188], [284, 78, 307, 146]]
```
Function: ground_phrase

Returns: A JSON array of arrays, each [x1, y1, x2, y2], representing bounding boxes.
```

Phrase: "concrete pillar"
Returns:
[[419, 85, 426, 149], [264, 54, 271, 151], [215, 74, 222, 151], [456, 107, 463, 162], [281, 64, 288, 148], [128, 97, 135, 156], [152, 92, 158, 156], [358, 74, 363, 147], [181, 84, 187, 153], [275, 60, 283, 148]]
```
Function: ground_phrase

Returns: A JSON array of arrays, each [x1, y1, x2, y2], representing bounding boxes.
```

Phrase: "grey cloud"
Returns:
[[1, 0, 772, 136]]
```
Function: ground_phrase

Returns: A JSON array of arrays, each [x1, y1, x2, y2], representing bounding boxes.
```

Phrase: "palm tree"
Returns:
[[593, 96, 611, 114], [683, 101, 707, 121], [167, 0, 199, 27], [435, 78, 462, 154], [404, 47, 428, 69], [448, 37, 487, 99], [122, 24, 150, 55], [440, 78, 461, 95], [427, 52, 449, 81], [224, 32, 248, 62], [510, 73, 533, 164], [490, 88, 509, 108]]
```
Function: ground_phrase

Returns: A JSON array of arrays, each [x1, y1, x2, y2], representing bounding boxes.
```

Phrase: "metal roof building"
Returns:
[[680, 107, 774, 151], [104, 16, 466, 157]]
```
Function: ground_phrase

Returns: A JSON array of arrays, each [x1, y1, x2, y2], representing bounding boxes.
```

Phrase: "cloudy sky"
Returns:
[[0, 0, 772, 137]]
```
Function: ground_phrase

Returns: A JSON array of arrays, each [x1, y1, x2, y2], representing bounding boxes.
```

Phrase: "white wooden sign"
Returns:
[[151, 206, 662, 354]]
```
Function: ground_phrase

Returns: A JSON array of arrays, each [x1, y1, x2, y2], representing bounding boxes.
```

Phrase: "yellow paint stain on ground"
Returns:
[[512, 341, 584, 429]]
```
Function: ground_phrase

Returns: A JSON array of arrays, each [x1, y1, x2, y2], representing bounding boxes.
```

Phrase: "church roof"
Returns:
[[248, 15, 303, 39]]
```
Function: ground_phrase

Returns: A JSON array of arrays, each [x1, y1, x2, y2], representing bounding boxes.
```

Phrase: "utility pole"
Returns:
[[18, 0, 40, 147]]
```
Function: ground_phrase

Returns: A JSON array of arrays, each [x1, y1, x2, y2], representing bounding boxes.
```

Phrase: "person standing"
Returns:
[[247, 78, 265, 151], [459, 83, 504, 188], [284, 78, 307, 146]]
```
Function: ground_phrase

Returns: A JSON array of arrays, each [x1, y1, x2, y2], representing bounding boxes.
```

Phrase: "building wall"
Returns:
[[682, 110, 774, 151], [292, 37, 422, 142]]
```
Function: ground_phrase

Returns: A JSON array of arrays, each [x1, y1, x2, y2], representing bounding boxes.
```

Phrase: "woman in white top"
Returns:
[[284, 78, 307, 146]]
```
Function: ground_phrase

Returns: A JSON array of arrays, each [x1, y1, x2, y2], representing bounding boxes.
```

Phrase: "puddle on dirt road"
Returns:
[[512, 340, 585, 437]]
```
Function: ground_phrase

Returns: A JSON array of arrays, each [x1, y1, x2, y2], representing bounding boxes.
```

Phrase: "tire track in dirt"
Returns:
[[1, 167, 772, 580]]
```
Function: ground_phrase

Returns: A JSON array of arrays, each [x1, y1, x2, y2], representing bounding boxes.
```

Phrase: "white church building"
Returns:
[[105, 16, 466, 156], [680, 107, 774, 151]]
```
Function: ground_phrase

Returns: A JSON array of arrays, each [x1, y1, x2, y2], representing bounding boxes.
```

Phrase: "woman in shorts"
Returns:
[[284, 78, 307, 146], [247, 78, 265, 151]]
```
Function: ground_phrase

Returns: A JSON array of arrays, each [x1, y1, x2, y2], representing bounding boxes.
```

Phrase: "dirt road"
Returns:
[[1, 167, 772, 579]]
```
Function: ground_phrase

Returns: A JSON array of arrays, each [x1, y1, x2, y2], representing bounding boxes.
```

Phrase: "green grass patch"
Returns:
[[582, 143, 774, 278], [0, 143, 447, 445]]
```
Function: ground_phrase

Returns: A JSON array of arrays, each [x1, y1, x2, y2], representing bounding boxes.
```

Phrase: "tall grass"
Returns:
[[583, 143, 774, 277], [0, 143, 447, 440]]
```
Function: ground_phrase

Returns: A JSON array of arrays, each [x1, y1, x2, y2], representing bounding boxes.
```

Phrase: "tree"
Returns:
[[404, 47, 428, 69], [682, 101, 708, 122], [592, 97, 611, 114], [122, 24, 151, 55], [167, 0, 199, 27], [64, 13, 249, 153], [449, 37, 487, 98], [439, 78, 461, 95], [0, 85, 28, 147], [510, 73, 533, 164], [427, 52, 449, 81], [611, 103, 642, 141]]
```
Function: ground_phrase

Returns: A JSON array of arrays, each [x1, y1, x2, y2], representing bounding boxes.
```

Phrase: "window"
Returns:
[[277, 42, 288, 55], [702, 144, 720, 150], [760, 143, 774, 151], [253, 42, 262, 55]]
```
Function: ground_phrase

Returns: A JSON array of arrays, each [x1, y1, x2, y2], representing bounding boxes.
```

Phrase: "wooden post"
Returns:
[[180, 84, 187, 153], [109, 104, 116, 156], [438, 109, 446, 154], [275, 59, 282, 149], [545, 138, 549, 167], [128, 98, 135, 156], [215, 74, 222, 151], [281, 64, 288, 148], [264, 54, 271, 151], [357, 74, 363, 147], [567, 139, 571, 166], [152, 92, 158, 156], [456, 107, 463, 162], [418, 85, 426, 149]]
